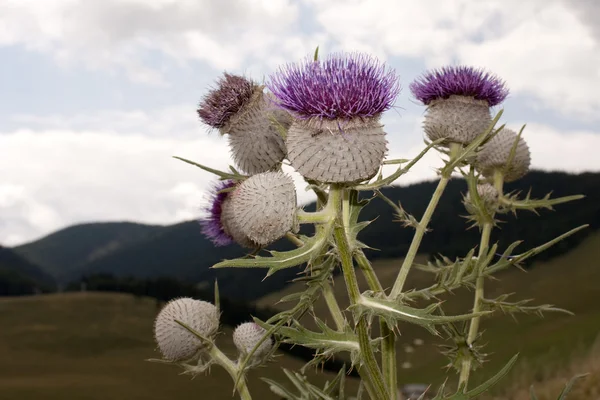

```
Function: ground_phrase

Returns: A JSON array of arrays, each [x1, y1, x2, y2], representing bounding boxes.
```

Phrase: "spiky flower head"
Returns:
[[154, 298, 219, 362], [285, 118, 388, 183], [200, 180, 237, 246], [464, 183, 500, 215], [220, 171, 298, 248], [197, 73, 257, 129], [410, 66, 508, 106], [477, 128, 531, 182], [233, 322, 273, 360], [197, 73, 288, 174], [268, 52, 400, 120]]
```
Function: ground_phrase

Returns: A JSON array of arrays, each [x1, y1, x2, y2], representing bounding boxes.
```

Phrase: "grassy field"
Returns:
[[0, 292, 359, 400], [0, 233, 598, 399]]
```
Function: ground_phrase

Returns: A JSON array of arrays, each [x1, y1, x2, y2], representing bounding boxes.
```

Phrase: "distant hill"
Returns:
[[0, 245, 55, 295], [13, 222, 164, 281], [11, 170, 600, 300]]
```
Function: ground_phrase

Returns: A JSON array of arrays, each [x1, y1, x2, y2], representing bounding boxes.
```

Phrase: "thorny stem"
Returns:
[[354, 250, 396, 399], [389, 176, 450, 298], [389, 143, 461, 299], [209, 346, 253, 400], [332, 185, 389, 400], [322, 282, 345, 331], [459, 221, 493, 390]]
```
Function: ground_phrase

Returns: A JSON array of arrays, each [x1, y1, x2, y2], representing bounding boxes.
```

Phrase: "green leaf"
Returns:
[[172, 156, 244, 180], [353, 295, 491, 335], [557, 374, 588, 400], [211, 234, 328, 276], [464, 354, 519, 398]]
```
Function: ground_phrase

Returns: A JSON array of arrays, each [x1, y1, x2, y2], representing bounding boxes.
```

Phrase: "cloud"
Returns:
[[2, 105, 598, 246], [306, 0, 600, 120], [0, 0, 308, 84]]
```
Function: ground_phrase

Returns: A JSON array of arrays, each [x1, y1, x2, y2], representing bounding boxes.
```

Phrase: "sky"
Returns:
[[1, 0, 599, 246]]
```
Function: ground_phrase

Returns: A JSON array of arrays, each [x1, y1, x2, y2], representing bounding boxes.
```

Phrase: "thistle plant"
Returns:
[[150, 49, 587, 400]]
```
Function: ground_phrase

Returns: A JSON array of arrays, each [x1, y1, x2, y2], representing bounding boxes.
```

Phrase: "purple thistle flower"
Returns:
[[267, 52, 400, 120], [197, 73, 257, 129], [410, 66, 509, 106], [200, 180, 236, 246]]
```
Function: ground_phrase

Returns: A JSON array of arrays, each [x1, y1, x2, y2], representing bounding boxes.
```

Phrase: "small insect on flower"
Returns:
[[154, 298, 220, 362], [410, 66, 508, 146], [197, 73, 289, 175], [268, 52, 400, 184], [476, 127, 531, 182]]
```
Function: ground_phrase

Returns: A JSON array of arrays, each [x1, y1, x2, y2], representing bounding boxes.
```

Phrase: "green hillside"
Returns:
[[14, 222, 163, 281], [0, 292, 358, 400]]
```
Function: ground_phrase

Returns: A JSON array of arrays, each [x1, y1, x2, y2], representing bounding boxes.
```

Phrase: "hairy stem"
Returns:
[[355, 251, 397, 398], [332, 186, 389, 400], [389, 175, 450, 298], [458, 220, 493, 390], [209, 346, 252, 400], [322, 282, 345, 331]]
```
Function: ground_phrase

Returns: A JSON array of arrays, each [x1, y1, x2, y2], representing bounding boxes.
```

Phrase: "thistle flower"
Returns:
[[220, 171, 298, 248], [233, 322, 273, 361], [197, 73, 288, 175], [410, 66, 508, 146], [477, 128, 531, 182], [268, 53, 400, 183], [464, 183, 500, 215], [200, 180, 236, 246], [154, 298, 219, 362]]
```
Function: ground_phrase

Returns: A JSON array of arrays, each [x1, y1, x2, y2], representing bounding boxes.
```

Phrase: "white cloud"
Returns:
[[2, 106, 598, 246], [0, 0, 303, 83], [306, 0, 600, 120]]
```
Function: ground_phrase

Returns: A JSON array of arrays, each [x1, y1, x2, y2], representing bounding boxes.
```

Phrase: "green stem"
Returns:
[[355, 251, 397, 398], [458, 221, 493, 391], [209, 346, 252, 400], [322, 282, 345, 331], [389, 175, 450, 298], [332, 186, 389, 400]]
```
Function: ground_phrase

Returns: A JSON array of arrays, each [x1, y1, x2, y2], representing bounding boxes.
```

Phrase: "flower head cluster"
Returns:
[[197, 73, 257, 129], [200, 180, 237, 246], [268, 53, 400, 120], [410, 66, 508, 106]]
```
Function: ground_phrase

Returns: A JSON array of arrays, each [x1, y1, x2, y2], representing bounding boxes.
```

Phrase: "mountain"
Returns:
[[0, 245, 55, 295], [11, 170, 600, 300], [13, 222, 164, 281]]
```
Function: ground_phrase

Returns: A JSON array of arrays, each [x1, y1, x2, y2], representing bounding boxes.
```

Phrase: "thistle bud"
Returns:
[[268, 52, 400, 183], [154, 298, 219, 362], [220, 171, 298, 248], [464, 183, 500, 215], [233, 322, 273, 360], [476, 128, 531, 182], [197, 73, 287, 174], [410, 66, 508, 146]]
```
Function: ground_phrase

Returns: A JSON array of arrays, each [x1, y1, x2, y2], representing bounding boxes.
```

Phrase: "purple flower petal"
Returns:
[[197, 73, 257, 129], [267, 52, 400, 120], [410, 66, 509, 106], [200, 180, 236, 246]]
